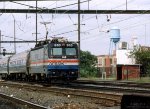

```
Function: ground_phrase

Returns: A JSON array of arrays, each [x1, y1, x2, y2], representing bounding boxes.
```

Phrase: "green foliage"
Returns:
[[131, 48, 150, 75], [80, 50, 98, 77]]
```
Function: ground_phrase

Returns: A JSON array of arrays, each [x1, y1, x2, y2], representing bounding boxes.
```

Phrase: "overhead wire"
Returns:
[[79, 1, 148, 43], [38, 30, 77, 40], [0, 2, 13, 25], [111, 0, 135, 9], [1, 0, 149, 42], [6, 0, 148, 30], [79, 14, 150, 44], [2, 35, 25, 41], [12, 13, 25, 32], [4, 0, 123, 40], [95, 11, 101, 32], [0, 1, 82, 51], [11, 1, 150, 53], [81, 14, 145, 35], [45, 0, 93, 39], [121, 20, 150, 31], [9, 1, 148, 41], [41, 6, 79, 39], [8, 0, 89, 40], [0, 1, 148, 55], [10, 0, 90, 10], [75, 0, 148, 45], [80, 0, 136, 24]]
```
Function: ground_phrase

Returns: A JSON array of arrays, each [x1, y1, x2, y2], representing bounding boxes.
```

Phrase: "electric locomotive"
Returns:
[[29, 37, 79, 81], [0, 37, 79, 82]]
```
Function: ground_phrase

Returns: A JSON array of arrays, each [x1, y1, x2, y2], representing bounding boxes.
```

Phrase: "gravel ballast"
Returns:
[[0, 84, 120, 109]]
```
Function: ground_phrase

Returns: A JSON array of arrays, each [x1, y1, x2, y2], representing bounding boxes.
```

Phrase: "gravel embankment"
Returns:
[[0, 85, 120, 109]]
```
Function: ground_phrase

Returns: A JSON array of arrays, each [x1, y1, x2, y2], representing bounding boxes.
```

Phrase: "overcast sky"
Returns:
[[0, 0, 150, 56]]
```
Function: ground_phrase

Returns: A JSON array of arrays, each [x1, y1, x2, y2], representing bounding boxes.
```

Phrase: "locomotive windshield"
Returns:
[[49, 43, 78, 58], [65, 48, 76, 56], [52, 48, 62, 55]]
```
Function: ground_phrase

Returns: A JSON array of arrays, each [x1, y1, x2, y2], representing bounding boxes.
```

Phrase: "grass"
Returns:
[[127, 77, 150, 83], [78, 77, 117, 81], [79, 77, 150, 83]]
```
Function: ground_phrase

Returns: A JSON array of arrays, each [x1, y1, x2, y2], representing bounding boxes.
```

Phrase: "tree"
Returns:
[[131, 47, 150, 76], [80, 50, 98, 77]]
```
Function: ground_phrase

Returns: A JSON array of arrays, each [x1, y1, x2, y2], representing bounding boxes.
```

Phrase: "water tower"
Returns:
[[110, 27, 120, 49]]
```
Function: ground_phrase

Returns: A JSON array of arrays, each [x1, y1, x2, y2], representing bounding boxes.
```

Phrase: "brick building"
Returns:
[[97, 52, 116, 77], [97, 42, 144, 80]]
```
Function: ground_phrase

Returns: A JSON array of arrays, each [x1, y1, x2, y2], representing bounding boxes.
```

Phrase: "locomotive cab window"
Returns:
[[65, 48, 76, 56], [49, 43, 78, 58], [51, 48, 62, 55]]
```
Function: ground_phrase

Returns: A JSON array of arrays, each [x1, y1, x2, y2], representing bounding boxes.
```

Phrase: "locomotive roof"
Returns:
[[33, 39, 77, 50]]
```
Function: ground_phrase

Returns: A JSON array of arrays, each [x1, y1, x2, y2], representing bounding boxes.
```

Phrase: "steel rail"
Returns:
[[0, 81, 122, 106], [0, 93, 48, 109], [0, 80, 150, 107], [74, 80, 150, 89]]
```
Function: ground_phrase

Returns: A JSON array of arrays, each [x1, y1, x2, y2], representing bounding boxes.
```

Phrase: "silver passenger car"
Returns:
[[0, 57, 9, 78], [9, 51, 29, 78]]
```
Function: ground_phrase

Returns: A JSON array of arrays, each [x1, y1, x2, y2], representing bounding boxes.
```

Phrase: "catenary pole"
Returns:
[[78, 0, 80, 68], [36, 0, 37, 45]]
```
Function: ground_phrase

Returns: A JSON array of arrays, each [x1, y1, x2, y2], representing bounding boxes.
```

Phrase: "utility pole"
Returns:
[[78, 0, 80, 62], [88, 0, 90, 10], [32, 32, 40, 41], [126, 0, 127, 10], [14, 19, 16, 54], [36, 0, 37, 44]]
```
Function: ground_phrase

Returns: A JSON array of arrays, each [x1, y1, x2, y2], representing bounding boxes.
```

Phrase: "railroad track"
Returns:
[[0, 81, 122, 107], [0, 93, 48, 109], [71, 80, 150, 93], [0, 80, 150, 107], [75, 80, 150, 89], [67, 82, 150, 94]]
